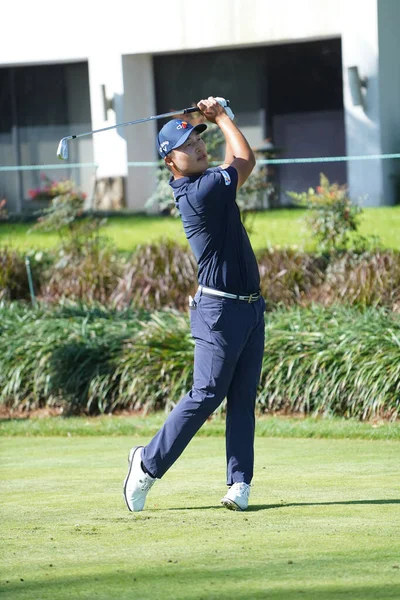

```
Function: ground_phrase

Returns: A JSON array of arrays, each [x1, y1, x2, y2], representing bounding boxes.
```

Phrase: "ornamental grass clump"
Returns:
[[0, 303, 398, 419], [257, 247, 327, 309], [258, 306, 400, 420], [0, 302, 145, 413], [111, 239, 197, 311], [113, 311, 194, 413], [40, 241, 122, 304], [0, 248, 45, 302], [310, 250, 400, 311]]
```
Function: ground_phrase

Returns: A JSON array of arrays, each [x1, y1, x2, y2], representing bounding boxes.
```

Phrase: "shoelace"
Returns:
[[138, 475, 156, 492]]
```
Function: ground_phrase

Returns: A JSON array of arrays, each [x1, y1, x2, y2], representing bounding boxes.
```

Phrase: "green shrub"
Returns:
[[287, 173, 363, 252], [0, 302, 146, 413], [0, 303, 398, 419], [258, 306, 400, 420]]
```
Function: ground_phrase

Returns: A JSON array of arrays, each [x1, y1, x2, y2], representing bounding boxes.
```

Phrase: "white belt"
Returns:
[[198, 285, 261, 303]]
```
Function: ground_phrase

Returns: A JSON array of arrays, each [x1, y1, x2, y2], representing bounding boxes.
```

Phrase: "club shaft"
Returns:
[[68, 106, 200, 141]]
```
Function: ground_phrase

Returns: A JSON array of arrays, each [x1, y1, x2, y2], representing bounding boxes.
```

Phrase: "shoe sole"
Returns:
[[123, 446, 142, 512], [221, 498, 245, 511]]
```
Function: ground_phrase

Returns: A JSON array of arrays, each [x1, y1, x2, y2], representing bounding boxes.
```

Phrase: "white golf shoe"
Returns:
[[123, 446, 156, 512], [221, 482, 251, 511]]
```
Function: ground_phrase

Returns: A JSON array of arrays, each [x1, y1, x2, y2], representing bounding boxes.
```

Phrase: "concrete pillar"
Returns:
[[122, 54, 158, 211], [341, 0, 384, 206], [377, 0, 400, 205], [88, 53, 128, 208]]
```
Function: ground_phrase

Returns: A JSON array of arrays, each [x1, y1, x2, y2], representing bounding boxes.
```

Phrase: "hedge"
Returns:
[[1, 302, 398, 420]]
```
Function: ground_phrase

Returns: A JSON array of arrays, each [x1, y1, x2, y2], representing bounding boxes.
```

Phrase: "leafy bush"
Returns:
[[287, 173, 363, 252], [25, 175, 122, 304], [28, 174, 87, 203], [31, 175, 108, 261], [0, 303, 398, 419]]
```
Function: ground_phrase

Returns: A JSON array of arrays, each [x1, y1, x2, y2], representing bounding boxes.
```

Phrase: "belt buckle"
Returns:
[[248, 293, 253, 303]]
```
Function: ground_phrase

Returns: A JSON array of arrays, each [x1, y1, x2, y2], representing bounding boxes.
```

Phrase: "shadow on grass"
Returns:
[[248, 499, 400, 511], [167, 499, 400, 512]]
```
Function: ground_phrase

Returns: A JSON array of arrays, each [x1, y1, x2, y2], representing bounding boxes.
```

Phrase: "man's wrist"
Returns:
[[215, 112, 232, 126]]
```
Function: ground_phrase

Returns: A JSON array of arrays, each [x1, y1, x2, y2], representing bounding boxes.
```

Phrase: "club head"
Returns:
[[57, 138, 69, 161]]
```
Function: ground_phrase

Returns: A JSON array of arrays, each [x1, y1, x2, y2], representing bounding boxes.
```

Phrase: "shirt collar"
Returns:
[[169, 171, 208, 189]]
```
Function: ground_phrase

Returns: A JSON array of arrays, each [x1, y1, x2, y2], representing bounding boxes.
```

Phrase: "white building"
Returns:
[[0, 0, 399, 213]]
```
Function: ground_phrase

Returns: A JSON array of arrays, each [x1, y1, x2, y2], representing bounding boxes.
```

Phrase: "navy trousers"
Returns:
[[141, 288, 265, 485]]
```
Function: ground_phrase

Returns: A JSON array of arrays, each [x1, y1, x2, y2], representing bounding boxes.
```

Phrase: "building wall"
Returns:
[[1, 0, 399, 211], [378, 0, 400, 204], [0, 0, 343, 66], [341, 0, 384, 206]]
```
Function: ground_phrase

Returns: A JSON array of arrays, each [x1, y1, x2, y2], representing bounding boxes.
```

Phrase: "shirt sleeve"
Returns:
[[196, 166, 238, 207]]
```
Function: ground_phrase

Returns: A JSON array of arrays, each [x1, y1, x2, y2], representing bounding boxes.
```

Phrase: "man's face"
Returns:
[[167, 131, 208, 175]]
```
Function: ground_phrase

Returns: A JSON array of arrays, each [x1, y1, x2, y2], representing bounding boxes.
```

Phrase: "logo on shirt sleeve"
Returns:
[[221, 170, 231, 186]]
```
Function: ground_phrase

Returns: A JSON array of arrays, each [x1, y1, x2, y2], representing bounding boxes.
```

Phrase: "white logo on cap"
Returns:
[[159, 141, 170, 153], [221, 170, 231, 186]]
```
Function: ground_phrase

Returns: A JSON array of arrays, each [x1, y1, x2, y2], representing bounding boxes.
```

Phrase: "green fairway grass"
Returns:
[[1, 414, 399, 440], [1, 431, 399, 599], [1, 205, 399, 253]]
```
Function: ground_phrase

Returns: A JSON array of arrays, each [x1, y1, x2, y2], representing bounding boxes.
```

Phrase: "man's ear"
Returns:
[[164, 155, 174, 172]]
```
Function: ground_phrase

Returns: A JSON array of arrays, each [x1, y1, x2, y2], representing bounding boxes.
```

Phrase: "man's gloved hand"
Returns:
[[215, 97, 235, 120], [197, 96, 235, 123]]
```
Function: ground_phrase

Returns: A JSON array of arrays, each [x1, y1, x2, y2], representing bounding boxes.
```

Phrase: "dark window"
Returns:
[[153, 38, 344, 127], [0, 62, 90, 131], [0, 70, 12, 133], [268, 39, 344, 115], [15, 65, 68, 127]]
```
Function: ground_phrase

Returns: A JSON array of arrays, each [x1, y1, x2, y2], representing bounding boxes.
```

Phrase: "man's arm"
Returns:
[[197, 97, 256, 189]]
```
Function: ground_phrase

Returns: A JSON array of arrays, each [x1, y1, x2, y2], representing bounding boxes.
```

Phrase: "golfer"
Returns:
[[124, 96, 265, 511]]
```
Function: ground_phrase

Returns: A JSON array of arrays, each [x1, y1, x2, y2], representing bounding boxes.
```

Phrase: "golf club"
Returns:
[[56, 98, 232, 160]]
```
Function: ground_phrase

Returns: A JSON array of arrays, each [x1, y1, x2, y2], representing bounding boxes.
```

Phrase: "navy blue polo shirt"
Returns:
[[170, 165, 260, 295]]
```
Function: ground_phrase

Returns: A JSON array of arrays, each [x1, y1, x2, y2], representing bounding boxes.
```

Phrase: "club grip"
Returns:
[[183, 107, 201, 114]]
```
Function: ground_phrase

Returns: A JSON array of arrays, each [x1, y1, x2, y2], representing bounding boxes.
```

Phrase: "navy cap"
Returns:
[[157, 119, 207, 158]]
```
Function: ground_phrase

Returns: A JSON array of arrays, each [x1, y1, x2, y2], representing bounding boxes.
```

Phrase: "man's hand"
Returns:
[[197, 97, 230, 124], [198, 97, 255, 190]]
